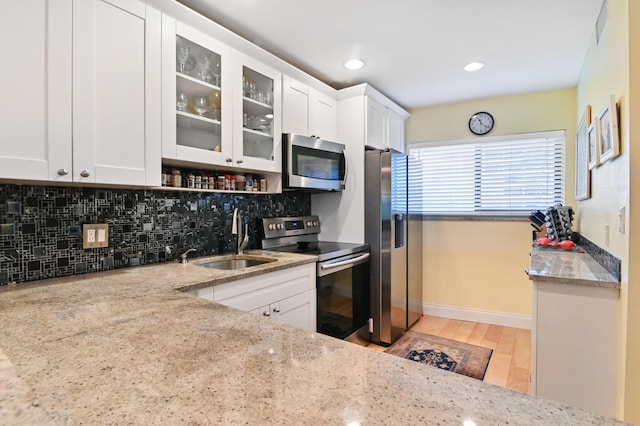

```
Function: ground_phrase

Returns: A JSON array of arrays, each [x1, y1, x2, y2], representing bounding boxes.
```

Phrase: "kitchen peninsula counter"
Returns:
[[0, 252, 626, 425]]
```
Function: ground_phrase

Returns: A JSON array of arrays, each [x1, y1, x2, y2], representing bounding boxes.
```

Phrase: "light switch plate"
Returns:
[[83, 224, 109, 249]]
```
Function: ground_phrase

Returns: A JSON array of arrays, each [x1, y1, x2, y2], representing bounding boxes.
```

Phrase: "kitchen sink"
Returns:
[[196, 255, 277, 270]]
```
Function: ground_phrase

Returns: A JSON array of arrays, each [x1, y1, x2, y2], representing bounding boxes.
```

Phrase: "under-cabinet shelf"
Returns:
[[152, 186, 277, 194]]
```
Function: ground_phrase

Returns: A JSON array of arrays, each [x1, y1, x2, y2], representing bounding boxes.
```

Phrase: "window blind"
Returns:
[[408, 131, 565, 217]]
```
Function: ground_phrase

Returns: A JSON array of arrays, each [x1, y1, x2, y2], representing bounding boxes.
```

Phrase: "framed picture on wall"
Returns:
[[575, 105, 591, 200], [598, 94, 620, 163], [587, 121, 600, 169]]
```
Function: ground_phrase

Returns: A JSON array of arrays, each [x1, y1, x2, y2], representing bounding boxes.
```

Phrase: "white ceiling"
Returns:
[[176, 0, 604, 110]]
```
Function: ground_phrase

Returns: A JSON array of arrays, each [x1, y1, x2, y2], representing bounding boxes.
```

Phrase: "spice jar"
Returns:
[[171, 169, 182, 187], [235, 173, 246, 191], [216, 175, 225, 190], [245, 174, 253, 191], [186, 173, 195, 189]]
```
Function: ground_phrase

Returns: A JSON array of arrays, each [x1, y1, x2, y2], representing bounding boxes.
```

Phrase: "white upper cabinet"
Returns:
[[73, 0, 161, 186], [309, 90, 338, 142], [365, 96, 387, 150], [387, 108, 406, 153], [161, 16, 233, 167], [0, 0, 72, 182], [282, 76, 309, 135], [232, 52, 282, 172], [162, 19, 281, 173], [0, 0, 161, 186], [283, 75, 337, 141], [362, 93, 407, 153]]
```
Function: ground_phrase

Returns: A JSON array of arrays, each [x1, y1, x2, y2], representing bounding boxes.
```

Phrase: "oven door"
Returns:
[[283, 133, 347, 191], [316, 252, 370, 339]]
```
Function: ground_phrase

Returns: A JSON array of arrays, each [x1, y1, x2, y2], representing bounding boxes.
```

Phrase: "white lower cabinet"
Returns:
[[250, 291, 314, 330], [189, 263, 316, 331], [531, 280, 618, 418]]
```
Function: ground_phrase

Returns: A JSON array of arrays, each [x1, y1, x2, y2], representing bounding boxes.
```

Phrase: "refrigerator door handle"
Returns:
[[393, 213, 405, 248]]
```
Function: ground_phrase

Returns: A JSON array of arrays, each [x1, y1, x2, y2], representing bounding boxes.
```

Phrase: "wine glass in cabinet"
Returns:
[[162, 17, 232, 167], [233, 52, 281, 173]]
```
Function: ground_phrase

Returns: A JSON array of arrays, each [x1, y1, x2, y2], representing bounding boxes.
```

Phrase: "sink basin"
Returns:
[[196, 255, 277, 270]]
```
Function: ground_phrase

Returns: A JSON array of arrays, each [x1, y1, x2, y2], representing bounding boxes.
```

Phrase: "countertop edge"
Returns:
[[528, 246, 620, 290]]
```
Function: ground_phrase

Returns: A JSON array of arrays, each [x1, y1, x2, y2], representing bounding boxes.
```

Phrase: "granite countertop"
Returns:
[[0, 250, 626, 425], [528, 245, 620, 290]]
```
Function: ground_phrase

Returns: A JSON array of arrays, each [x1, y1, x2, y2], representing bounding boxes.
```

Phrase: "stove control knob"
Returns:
[[276, 223, 283, 230], [306, 221, 312, 227], [268, 224, 274, 231], [313, 221, 318, 227]]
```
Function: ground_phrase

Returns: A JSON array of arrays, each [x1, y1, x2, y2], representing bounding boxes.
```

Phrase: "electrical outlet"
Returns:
[[619, 206, 626, 234], [605, 223, 610, 247], [83, 224, 109, 249]]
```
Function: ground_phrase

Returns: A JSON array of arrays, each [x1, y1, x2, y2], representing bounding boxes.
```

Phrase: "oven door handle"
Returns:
[[319, 253, 370, 270]]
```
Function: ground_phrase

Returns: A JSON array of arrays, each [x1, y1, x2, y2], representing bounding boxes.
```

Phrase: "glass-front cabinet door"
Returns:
[[233, 52, 281, 172], [161, 16, 232, 166]]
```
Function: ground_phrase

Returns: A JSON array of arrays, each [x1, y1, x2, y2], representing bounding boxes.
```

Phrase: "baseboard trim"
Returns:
[[422, 303, 531, 330]]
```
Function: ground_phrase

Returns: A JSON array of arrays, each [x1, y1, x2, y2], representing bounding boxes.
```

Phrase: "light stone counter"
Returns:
[[0, 250, 627, 425], [528, 245, 620, 289]]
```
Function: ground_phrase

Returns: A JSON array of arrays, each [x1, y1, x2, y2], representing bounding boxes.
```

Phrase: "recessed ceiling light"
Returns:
[[344, 58, 365, 70], [464, 62, 485, 72]]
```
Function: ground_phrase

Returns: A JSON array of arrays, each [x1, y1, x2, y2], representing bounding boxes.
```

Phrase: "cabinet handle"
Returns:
[[57, 169, 69, 176], [236, 159, 243, 165], [80, 170, 90, 178], [272, 307, 280, 313], [225, 158, 232, 163], [262, 311, 270, 317]]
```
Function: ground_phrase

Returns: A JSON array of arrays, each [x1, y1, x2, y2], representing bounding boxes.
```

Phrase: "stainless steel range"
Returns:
[[261, 216, 370, 339]]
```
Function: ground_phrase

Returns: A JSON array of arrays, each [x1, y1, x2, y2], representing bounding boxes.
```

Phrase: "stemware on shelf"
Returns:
[[177, 45, 190, 73], [198, 54, 211, 83], [176, 92, 188, 112], [193, 94, 208, 116]]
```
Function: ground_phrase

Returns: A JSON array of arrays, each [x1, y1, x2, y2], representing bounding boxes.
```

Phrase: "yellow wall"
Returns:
[[625, 2, 640, 421], [406, 89, 577, 316], [575, 0, 637, 422]]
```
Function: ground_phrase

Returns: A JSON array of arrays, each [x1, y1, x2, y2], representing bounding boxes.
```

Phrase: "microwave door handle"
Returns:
[[341, 148, 349, 187], [319, 253, 370, 270]]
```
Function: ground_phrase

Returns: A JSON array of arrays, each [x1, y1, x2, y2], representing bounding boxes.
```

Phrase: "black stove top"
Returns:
[[265, 241, 369, 262]]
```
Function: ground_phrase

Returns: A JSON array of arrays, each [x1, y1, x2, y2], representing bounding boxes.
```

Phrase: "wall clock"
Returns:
[[469, 111, 494, 135]]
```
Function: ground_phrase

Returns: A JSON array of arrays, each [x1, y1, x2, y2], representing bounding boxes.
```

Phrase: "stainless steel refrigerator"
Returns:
[[365, 149, 422, 345]]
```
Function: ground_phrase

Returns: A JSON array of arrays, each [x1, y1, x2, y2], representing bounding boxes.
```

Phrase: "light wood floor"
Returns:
[[365, 315, 531, 394]]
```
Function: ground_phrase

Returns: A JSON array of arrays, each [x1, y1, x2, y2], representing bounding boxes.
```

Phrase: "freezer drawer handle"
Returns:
[[320, 253, 370, 270]]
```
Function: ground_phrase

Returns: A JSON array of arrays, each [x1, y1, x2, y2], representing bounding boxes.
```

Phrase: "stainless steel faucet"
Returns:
[[180, 248, 197, 264], [232, 207, 249, 255]]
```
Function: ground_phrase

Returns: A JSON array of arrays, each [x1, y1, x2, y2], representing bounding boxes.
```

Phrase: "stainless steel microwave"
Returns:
[[282, 134, 347, 192]]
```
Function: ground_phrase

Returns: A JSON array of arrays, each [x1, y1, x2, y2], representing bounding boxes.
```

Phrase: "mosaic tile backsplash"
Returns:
[[0, 184, 311, 285]]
